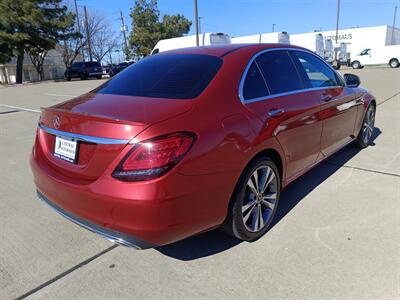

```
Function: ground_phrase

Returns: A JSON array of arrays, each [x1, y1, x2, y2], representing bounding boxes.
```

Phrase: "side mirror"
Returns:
[[344, 73, 360, 88]]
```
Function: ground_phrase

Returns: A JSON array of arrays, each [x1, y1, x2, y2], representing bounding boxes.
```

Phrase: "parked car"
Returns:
[[151, 32, 231, 54], [109, 62, 134, 76], [31, 44, 376, 248], [64, 61, 103, 81], [351, 45, 400, 69]]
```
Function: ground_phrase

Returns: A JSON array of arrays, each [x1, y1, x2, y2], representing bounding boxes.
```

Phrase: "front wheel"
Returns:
[[354, 104, 376, 148], [389, 58, 399, 68], [222, 157, 280, 242]]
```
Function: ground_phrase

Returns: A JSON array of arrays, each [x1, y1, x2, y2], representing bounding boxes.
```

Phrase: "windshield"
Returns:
[[94, 54, 223, 99]]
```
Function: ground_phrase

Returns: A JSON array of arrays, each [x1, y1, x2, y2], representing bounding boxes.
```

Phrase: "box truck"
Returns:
[[231, 32, 290, 44], [350, 45, 400, 68], [290, 33, 325, 58], [151, 33, 231, 54]]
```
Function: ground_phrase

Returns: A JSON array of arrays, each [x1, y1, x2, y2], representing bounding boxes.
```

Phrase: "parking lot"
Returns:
[[0, 67, 399, 299]]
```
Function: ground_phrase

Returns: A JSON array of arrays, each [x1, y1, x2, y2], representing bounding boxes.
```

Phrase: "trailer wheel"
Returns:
[[389, 58, 399, 68], [351, 61, 361, 69]]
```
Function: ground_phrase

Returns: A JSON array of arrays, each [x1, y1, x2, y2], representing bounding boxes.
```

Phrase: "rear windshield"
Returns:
[[94, 54, 223, 99], [86, 62, 101, 67]]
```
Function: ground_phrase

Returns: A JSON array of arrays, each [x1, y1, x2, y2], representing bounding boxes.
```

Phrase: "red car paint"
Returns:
[[30, 44, 375, 248]]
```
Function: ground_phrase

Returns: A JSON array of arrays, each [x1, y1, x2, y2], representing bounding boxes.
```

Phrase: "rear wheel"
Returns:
[[352, 61, 361, 69], [223, 157, 280, 241], [355, 104, 376, 148], [389, 58, 399, 68]]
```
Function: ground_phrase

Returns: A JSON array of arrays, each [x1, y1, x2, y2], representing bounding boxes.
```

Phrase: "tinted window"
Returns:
[[256, 50, 304, 95], [291, 51, 338, 88], [86, 62, 101, 67], [72, 62, 84, 68], [94, 54, 222, 99], [242, 62, 269, 100]]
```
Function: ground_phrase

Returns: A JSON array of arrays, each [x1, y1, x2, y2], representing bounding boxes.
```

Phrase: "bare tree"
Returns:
[[87, 12, 119, 63]]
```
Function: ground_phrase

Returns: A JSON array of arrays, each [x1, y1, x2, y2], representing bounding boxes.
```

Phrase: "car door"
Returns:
[[290, 50, 359, 156], [240, 50, 323, 181]]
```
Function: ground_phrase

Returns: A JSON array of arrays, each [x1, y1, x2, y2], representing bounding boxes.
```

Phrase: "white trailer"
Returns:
[[290, 33, 325, 58], [232, 32, 290, 44], [350, 45, 400, 69], [324, 39, 334, 63], [151, 33, 231, 54]]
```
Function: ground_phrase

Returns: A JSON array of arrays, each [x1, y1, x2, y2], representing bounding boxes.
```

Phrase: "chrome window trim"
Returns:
[[38, 123, 130, 145], [238, 47, 346, 104]]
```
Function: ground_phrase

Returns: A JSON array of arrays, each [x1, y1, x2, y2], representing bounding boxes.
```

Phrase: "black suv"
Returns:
[[64, 61, 103, 81]]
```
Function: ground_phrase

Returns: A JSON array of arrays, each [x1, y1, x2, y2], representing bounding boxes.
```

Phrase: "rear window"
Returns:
[[86, 62, 101, 67], [95, 54, 223, 99]]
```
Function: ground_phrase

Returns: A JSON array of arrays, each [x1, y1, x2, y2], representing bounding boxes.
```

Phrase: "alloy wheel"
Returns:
[[242, 166, 278, 232], [362, 106, 375, 144]]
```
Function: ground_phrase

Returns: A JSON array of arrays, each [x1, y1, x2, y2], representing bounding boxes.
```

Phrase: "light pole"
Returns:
[[83, 6, 93, 61], [199, 16, 204, 34], [391, 6, 398, 45], [194, 0, 199, 46], [120, 11, 129, 61], [272, 23, 276, 33], [333, 0, 341, 68], [74, 0, 85, 61]]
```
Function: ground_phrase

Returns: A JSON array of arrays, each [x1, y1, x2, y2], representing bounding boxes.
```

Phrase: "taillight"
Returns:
[[112, 132, 196, 181]]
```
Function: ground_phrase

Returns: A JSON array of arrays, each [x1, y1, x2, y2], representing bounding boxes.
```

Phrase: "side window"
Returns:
[[242, 62, 269, 100], [255, 50, 304, 95], [291, 50, 339, 88]]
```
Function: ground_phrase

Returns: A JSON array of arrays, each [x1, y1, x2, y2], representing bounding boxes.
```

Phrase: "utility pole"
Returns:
[[120, 11, 129, 61], [199, 16, 203, 34], [194, 0, 199, 46], [74, 0, 84, 61], [334, 0, 341, 68], [391, 6, 398, 45], [83, 6, 93, 61], [272, 23, 276, 33]]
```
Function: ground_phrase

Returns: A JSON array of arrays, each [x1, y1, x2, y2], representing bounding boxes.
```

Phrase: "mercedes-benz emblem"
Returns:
[[53, 116, 61, 129]]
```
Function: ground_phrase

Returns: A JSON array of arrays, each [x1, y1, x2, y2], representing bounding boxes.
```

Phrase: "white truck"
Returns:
[[351, 45, 400, 69], [231, 32, 290, 44], [290, 33, 325, 58], [151, 33, 231, 54]]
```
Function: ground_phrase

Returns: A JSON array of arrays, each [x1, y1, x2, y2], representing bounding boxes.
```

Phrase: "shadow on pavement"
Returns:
[[157, 128, 381, 261]]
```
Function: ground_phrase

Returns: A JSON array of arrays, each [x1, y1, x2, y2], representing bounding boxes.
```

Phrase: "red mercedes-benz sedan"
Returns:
[[31, 44, 376, 249]]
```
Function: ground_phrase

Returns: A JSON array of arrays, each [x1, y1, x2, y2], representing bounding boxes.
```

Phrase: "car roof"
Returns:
[[159, 43, 306, 57]]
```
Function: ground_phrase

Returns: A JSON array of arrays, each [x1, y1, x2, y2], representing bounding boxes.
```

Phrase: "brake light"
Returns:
[[112, 132, 196, 181]]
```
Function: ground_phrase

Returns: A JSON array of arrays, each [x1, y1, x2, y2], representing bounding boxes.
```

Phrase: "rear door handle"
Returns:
[[268, 108, 285, 118], [321, 94, 333, 102]]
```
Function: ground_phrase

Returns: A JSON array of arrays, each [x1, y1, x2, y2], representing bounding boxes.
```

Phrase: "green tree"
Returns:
[[128, 0, 191, 58], [0, 0, 75, 83]]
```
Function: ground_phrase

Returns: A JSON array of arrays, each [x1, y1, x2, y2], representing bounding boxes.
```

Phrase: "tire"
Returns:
[[389, 58, 399, 68], [65, 75, 71, 81], [354, 104, 376, 148], [222, 157, 281, 242], [352, 61, 361, 69]]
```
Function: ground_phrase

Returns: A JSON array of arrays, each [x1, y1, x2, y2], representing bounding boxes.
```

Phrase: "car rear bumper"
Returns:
[[36, 190, 154, 249], [30, 152, 237, 247]]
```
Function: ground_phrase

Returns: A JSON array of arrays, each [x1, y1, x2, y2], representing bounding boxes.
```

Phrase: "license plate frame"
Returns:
[[54, 136, 79, 164]]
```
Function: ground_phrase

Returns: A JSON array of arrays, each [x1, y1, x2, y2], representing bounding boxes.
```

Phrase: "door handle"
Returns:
[[321, 94, 333, 102], [268, 108, 285, 118]]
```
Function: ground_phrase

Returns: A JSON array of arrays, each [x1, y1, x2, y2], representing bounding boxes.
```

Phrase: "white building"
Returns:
[[0, 47, 67, 84]]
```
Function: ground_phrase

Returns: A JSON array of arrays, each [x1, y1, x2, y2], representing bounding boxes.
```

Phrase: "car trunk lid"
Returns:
[[36, 93, 193, 180]]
